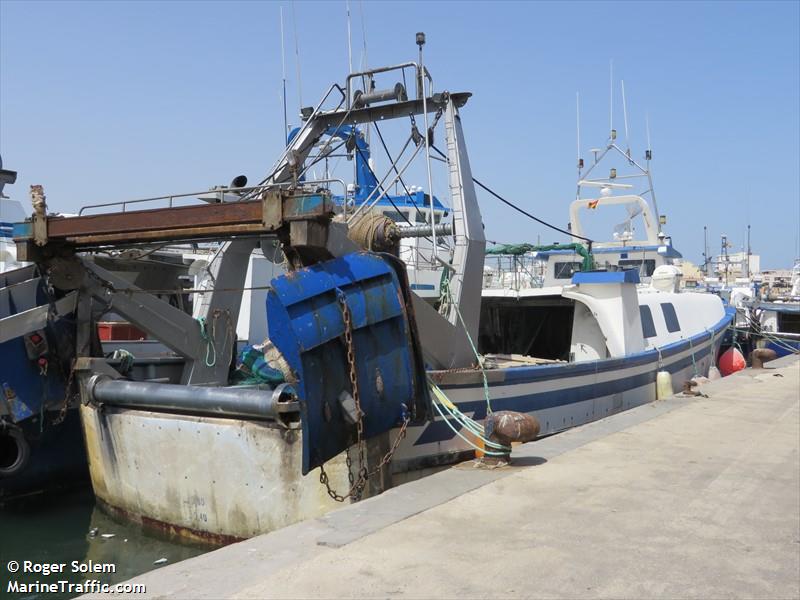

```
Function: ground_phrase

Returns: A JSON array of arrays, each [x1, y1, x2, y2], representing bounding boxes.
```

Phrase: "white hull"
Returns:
[[395, 312, 728, 470]]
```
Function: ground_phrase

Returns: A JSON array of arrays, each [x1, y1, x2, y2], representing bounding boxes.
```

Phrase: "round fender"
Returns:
[[0, 428, 30, 478], [719, 347, 746, 376]]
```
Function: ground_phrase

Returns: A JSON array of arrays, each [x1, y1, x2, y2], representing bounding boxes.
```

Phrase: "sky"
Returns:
[[1, 0, 798, 269]]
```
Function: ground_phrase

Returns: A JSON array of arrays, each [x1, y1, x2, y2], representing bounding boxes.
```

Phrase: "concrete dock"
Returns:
[[97, 356, 799, 599]]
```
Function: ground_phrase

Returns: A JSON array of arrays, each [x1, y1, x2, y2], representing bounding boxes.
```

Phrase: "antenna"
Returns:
[[746, 224, 751, 278], [621, 79, 631, 160], [703, 225, 709, 276], [291, 1, 303, 109], [416, 32, 437, 265], [358, 0, 370, 145], [576, 92, 583, 173], [358, 0, 368, 70], [645, 112, 652, 161], [345, 0, 353, 74], [609, 59, 614, 136], [280, 6, 288, 144]]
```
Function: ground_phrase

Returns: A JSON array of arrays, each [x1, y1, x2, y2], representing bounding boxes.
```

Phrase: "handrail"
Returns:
[[345, 62, 433, 107], [78, 179, 348, 217]]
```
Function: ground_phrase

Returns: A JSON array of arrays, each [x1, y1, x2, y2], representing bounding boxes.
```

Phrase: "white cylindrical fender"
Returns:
[[656, 370, 673, 400]]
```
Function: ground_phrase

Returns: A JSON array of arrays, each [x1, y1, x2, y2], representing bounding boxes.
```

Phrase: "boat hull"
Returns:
[[395, 311, 731, 472], [765, 336, 800, 358], [79, 405, 354, 544], [0, 409, 88, 502], [81, 312, 731, 541]]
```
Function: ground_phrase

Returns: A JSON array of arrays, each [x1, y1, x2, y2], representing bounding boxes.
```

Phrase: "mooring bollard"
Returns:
[[482, 411, 540, 466], [751, 347, 778, 369]]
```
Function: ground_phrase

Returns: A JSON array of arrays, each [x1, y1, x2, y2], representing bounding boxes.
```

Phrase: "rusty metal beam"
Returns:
[[49, 199, 263, 238], [20, 191, 335, 248], [65, 223, 267, 245]]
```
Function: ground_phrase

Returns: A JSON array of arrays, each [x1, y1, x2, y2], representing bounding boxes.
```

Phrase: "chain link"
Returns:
[[318, 291, 411, 503], [52, 359, 76, 426], [409, 91, 449, 148]]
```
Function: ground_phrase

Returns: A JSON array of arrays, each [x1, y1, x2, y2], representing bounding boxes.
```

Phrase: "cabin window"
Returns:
[[640, 305, 657, 338], [777, 312, 800, 334], [618, 259, 656, 277], [660, 302, 681, 333], [554, 262, 583, 279]]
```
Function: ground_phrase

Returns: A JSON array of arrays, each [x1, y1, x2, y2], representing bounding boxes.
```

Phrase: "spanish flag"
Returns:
[[588, 199, 600, 209]]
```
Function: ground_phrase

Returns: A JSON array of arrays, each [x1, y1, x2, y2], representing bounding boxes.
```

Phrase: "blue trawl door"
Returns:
[[266, 252, 430, 475]]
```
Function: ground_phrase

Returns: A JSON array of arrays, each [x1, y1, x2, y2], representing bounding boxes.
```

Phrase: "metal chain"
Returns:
[[409, 91, 448, 148], [52, 359, 76, 426], [318, 291, 411, 502], [428, 92, 449, 133]]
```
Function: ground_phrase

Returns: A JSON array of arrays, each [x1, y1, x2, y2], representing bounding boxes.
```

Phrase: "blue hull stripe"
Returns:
[[414, 309, 733, 447], [415, 344, 713, 446], [433, 310, 733, 390]]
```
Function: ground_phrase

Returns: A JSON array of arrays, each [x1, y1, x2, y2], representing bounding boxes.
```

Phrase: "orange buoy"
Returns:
[[719, 347, 746, 376]]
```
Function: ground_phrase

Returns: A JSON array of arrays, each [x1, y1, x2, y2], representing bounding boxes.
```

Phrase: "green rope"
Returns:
[[708, 328, 716, 364], [688, 336, 699, 378], [731, 325, 800, 354], [429, 381, 510, 456], [447, 287, 493, 414], [197, 316, 216, 367], [429, 381, 507, 450]]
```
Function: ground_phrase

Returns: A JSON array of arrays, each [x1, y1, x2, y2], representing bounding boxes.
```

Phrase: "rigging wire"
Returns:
[[429, 145, 594, 244], [291, 1, 303, 108], [373, 123, 428, 221], [352, 144, 417, 229]]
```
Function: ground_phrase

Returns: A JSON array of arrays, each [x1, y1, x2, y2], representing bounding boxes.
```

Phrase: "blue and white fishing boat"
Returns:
[[391, 118, 733, 471], [738, 260, 800, 357]]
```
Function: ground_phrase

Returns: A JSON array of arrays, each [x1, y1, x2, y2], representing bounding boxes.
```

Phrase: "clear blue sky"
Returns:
[[2, 0, 798, 268]]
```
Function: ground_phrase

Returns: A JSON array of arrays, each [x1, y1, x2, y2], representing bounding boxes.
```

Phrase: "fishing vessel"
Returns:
[[0, 160, 89, 501], [2, 46, 732, 541], [737, 259, 800, 357], [394, 107, 731, 471]]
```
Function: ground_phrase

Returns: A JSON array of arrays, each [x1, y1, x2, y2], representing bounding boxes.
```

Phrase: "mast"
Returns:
[[644, 112, 662, 234], [721, 234, 730, 285], [291, 1, 303, 109], [280, 6, 288, 144], [346, 0, 353, 74], [746, 224, 751, 279], [609, 60, 614, 136], [621, 80, 631, 160], [576, 92, 583, 177], [417, 32, 437, 265]]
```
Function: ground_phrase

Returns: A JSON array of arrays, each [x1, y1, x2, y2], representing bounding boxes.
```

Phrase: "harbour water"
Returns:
[[1, 489, 209, 600]]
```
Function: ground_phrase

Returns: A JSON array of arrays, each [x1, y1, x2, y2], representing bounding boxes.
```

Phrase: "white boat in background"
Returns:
[[396, 119, 731, 471], [736, 259, 800, 358], [0, 160, 26, 273]]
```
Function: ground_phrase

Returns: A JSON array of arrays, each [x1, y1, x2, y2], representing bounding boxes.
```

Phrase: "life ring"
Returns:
[[0, 428, 30, 477]]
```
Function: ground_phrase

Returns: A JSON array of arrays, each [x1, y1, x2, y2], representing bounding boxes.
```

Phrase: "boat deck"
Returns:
[[84, 355, 799, 599]]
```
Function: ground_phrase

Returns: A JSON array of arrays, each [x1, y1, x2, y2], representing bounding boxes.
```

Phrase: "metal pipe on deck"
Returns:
[[396, 223, 452, 238], [87, 377, 298, 421]]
